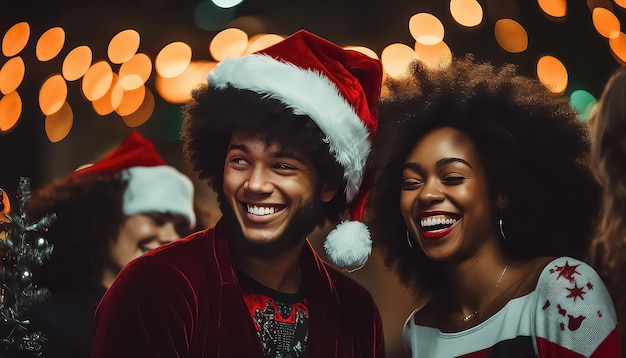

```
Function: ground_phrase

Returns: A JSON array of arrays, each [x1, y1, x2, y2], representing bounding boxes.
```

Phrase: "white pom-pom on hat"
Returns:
[[324, 220, 372, 271]]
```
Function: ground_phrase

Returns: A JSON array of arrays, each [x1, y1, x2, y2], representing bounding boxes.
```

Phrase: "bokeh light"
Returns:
[[409, 13, 445, 45], [538, 0, 567, 18], [209, 28, 248, 61], [118, 53, 152, 90], [616, 0, 626, 9], [245, 34, 285, 54], [156, 61, 216, 103], [155, 42, 192, 78], [62, 46, 93, 81], [82, 61, 113, 101], [494, 19, 528, 53], [92, 74, 123, 116], [0, 91, 22, 132], [536, 55, 568, 93], [211, 0, 244, 8], [122, 88, 155, 127], [39, 74, 68, 115], [36, 27, 65, 62], [115, 85, 145, 116], [414, 41, 452, 69], [381, 43, 419, 78], [2, 22, 30, 57], [108, 29, 140, 64], [569, 89, 597, 121], [609, 31, 626, 65], [45, 101, 73, 142], [592, 7, 620, 39], [450, 0, 484, 28], [0, 57, 25, 94]]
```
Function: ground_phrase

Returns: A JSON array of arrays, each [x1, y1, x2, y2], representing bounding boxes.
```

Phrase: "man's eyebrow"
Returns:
[[227, 144, 247, 152], [273, 150, 308, 163]]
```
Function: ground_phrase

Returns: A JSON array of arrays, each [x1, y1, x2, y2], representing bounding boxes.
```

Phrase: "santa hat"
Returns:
[[67, 131, 196, 229], [208, 30, 382, 270]]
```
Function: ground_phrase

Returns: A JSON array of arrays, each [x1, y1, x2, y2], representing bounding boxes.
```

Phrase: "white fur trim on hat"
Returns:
[[323, 220, 372, 271], [122, 166, 196, 228], [208, 54, 370, 203]]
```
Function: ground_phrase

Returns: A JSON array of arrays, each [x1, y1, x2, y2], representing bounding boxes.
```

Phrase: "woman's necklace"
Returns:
[[461, 264, 508, 322]]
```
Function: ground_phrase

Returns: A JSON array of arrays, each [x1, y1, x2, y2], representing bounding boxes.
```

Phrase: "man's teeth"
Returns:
[[420, 217, 457, 228], [247, 204, 276, 216]]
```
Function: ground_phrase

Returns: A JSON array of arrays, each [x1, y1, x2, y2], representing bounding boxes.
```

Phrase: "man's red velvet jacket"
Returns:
[[91, 222, 385, 357]]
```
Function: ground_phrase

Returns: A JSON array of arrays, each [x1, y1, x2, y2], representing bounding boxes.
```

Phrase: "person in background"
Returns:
[[366, 55, 621, 356], [28, 131, 196, 358], [91, 30, 386, 357], [587, 66, 626, 356]]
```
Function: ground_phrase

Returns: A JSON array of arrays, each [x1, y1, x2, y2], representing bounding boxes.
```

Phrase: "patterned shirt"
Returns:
[[404, 257, 622, 357]]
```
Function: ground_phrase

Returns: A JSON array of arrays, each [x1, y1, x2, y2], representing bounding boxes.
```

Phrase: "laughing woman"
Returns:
[[367, 56, 622, 357]]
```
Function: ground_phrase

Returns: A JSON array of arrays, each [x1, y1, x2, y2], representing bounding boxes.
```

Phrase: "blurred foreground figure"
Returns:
[[29, 131, 195, 358]]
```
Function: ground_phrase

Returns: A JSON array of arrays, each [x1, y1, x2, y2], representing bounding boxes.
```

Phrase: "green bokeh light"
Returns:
[[569, 89, 597, 122]]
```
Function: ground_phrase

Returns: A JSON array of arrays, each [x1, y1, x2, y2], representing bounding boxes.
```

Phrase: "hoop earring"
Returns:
[[499, 211, 507, 241], [406, 229, 416, 250]]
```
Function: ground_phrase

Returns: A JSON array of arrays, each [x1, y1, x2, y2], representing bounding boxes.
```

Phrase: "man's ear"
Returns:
[[320, 183, 338, 203], [496, 193, 509, 210]]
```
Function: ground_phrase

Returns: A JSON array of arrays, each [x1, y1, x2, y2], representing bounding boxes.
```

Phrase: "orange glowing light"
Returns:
[[538, 0, 567, 18], [414, 41, 452, 69], [45, 101, 73, 143], [536, 55, 568, 93], [494, 19, 528, 53], [118, 53, 152, 91], [450, 0, 483, 28], [609, 32, 626, 65], [108, 29, 140, 64], [210, 28, 248, 61], [82, 61, 113, 102], [592, 7, 620, 39], [0, 91, 22, 132], [122, 88, 155, 128], [155, 42, 192, 78], [245, 34, 285, 54], [116, 85, 146, 116], [0, 57, 25, 94], [2, 22, 30, 57], [381, 43, 418, 78], [36, 27, 65, 62], [156, 61, 216, 103], [63, 46, 93, 81], [409, 13, 445, 45], [616, 0, 626, 9], [39, 74, 68, 115], [92, 74, 123, 116]]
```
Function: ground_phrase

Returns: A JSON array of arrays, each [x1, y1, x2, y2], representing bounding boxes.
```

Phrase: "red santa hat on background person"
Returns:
[[207, 30, 382, 271], [66, 131, 196, 229]]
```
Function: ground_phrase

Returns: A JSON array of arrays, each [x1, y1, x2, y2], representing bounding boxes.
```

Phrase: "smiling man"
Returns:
[[91, 30, 385, 357]]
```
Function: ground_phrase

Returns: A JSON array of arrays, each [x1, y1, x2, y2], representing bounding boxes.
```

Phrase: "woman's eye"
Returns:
[[401, 179, 422, 190], [442, 176, 465, 184]]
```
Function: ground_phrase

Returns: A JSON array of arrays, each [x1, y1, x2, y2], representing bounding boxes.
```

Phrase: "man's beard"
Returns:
[[218, 193, 326, 257]]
